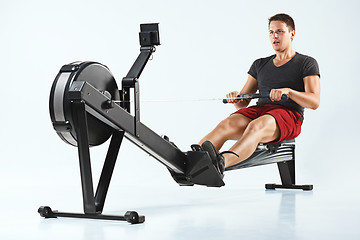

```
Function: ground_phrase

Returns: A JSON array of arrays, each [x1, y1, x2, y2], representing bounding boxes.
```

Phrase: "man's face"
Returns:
[[269, 20, 295, 52]]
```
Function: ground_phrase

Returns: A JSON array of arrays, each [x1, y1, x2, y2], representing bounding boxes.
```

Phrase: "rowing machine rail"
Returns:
[[226, 139, 313, 191]]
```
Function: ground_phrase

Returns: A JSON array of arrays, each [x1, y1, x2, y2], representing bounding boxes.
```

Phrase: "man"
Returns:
[[197, 13, 320, 176]]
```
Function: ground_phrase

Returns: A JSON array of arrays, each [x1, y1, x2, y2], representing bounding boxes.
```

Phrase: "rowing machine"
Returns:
[[38, 23, 312, 224]]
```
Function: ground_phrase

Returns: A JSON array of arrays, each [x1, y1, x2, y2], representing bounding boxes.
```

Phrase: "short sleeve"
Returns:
[[248, 59, 260, 79], [302, 56, 320, 78]]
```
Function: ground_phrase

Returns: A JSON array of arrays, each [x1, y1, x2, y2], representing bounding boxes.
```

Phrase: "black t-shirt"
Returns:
[[248, 52, 320, 118]]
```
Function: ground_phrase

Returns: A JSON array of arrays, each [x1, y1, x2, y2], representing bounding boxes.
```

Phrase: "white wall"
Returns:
[[0, 0, 359, 211]]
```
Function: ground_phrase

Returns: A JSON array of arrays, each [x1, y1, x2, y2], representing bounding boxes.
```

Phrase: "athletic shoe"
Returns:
[[201, 141, 225, 174]]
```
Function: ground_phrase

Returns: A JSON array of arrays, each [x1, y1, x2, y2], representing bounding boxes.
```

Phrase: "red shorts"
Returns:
[[233, 104, 302, 142]]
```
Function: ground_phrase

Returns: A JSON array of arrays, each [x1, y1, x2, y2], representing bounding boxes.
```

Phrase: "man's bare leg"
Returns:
[[199, 114, 252, 150], [223, 114, 280, 168]]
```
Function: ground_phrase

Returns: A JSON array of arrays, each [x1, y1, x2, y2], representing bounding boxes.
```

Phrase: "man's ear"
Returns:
[[290, 30, 296, 40]]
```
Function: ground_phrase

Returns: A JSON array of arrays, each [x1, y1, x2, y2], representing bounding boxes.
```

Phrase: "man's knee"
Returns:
[[245, 116, 279, 141], [245, 120, 264, 134], [218, 114, 250, 133]]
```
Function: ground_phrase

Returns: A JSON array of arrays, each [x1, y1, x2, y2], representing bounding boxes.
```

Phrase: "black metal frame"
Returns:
[[39, 23, 224, 224]]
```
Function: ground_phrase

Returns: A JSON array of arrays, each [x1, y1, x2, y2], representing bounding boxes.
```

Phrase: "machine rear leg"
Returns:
[[265, 160, 313, 191]]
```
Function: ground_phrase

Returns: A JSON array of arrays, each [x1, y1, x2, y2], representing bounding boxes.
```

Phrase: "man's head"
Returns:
[[268, 13, 296, 52], [268, 13, 295, 32]]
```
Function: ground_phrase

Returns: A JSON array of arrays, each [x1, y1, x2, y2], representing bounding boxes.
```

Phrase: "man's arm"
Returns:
[[226, 74, 258, 109], [269, 74, 320, 110]]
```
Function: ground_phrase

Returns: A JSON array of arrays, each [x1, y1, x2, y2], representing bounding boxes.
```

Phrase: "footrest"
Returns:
[[186, 151, 225, 187], [265, 183, 313, 191], [38, 206, 145, 224]]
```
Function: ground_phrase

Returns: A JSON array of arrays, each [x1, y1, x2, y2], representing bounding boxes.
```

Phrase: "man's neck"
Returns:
[[275, 48, 296, 60], [272, 48, 296, 67]]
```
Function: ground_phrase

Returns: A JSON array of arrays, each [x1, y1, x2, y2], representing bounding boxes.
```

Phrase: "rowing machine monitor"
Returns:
[[139, 23, 160, 46]]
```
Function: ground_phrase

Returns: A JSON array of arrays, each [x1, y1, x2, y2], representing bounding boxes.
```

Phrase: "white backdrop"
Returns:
[[0, 0, 359, 238]]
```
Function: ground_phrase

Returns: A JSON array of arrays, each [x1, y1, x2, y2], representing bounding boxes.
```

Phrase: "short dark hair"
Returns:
[[268, 13, 295, 31]]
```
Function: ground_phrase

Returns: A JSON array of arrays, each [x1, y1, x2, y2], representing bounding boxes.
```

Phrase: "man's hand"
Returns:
[[226, 91, 242, 104], [270, 88, 290, 101], [226, 91, 250, 109]]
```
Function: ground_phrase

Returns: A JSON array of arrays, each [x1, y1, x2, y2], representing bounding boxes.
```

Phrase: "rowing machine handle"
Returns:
[[222, 93, 289, 104]]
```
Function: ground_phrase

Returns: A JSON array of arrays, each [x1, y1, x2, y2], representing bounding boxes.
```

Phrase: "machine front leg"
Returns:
[[95, 130, 125, 212], [72, 100, 97, 214]]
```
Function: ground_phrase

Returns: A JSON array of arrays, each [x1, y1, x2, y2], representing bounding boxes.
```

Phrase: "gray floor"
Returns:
[[1, 166, 359, 240]]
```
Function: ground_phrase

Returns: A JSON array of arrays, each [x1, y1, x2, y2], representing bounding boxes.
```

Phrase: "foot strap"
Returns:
[[220, 150, 239, 158], [191, 144, 203, 151]]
